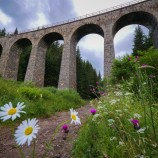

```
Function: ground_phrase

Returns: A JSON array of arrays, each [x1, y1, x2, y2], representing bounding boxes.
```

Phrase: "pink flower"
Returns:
[[131, 119, 140, 130], [62, 124, 69, 133], [96, 82, 99, 85], [90, 108, 97, 115]]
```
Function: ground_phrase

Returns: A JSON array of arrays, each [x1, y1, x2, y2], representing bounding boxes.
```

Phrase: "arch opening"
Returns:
[[114, 24, 149, 58], [39, 32, 64, 87], [16, 39, 32, 81], [7, 38, 32, 81], [71, 24, 104, 98], [113, 11, 158, 37]]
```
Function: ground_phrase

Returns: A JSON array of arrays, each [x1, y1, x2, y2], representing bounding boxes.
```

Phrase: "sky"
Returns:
[[0, 0, 148, 76]]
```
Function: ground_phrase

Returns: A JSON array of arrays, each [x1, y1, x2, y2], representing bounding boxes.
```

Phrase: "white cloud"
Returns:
[[29, 12, 50, 28], [77, 34, 104, 53], [73, 0, 132, 16], [77, 34, 104, 75], [0, 9, 12, 25]]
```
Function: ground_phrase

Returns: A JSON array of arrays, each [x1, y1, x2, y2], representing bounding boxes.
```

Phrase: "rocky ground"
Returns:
[[0, 104, 92, 158]]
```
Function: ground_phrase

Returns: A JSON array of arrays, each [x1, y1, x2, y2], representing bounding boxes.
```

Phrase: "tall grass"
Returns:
[[73, 70, 158, 158]]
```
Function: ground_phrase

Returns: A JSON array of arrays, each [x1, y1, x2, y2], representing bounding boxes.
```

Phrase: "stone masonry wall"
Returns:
[[0, 0, 157, 89]]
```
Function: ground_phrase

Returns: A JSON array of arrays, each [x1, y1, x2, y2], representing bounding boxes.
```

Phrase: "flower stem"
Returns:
[[42, 120, 69, 158], [32, 140, 36, 158]]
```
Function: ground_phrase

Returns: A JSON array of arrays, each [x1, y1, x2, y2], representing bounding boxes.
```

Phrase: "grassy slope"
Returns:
[[0, 78, 85, 126]]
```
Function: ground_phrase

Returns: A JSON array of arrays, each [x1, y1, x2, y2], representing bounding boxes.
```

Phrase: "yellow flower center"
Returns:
[[8, 108, 17, 115], [71, 114, 76, 120], [25, 127, 33, 135]]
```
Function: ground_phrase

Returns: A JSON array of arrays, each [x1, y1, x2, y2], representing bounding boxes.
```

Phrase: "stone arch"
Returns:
[[71, 23, 104, 42], [60, 23, 104, 89], [5, 38, 32, 80], [113, 11, 158, 48], [36, 32, 64, 87]]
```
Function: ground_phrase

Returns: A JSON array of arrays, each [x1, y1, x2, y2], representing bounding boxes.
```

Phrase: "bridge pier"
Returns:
[[58, 37, 76, 89], [104, 25, 115, 77], [153, 26, 158, 49], [0, 44, 21, 80], [25, 41, 47, 87]]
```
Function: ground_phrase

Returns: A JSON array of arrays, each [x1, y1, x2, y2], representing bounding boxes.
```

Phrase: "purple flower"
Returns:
[[96, 82, 99, 85], [128, 57, 131, 61], [99, 91, 104, 95], [131, 119, 140, 130], [90, 108, 97, 115], [136, 56, 139, 60], [131, 119, 139, 125], [62, 124, 69, 133]]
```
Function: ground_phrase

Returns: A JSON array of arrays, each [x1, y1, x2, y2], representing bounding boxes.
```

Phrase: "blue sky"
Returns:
[[0, 0, 148, 76]]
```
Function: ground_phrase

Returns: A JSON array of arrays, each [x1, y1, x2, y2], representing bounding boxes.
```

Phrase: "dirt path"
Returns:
[[0, 104, 92, 158]]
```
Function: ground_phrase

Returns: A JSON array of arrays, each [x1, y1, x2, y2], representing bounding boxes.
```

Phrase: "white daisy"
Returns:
[[70, 108, 81, 125], [0, 102, 26, 121], [14, 118, 40, 146]]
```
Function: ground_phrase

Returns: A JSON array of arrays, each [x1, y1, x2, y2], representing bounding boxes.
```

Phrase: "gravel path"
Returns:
[[0, 104, 92, 158]]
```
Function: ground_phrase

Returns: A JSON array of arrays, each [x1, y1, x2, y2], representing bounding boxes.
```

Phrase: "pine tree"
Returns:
[[14, 28, 18, 35], [98, 72, 102, 80], [44, 41, 63, 87], [143, 31, 153, 50], [132, 25, 145, 56], [0, 28, 6, 37], [132, 25, 153, 56]]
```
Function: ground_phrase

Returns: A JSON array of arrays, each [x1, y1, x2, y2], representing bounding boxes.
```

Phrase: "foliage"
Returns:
[[132, 25, 153, 56], [14, 27, 18, 35], [76, 47, 101, 99], [17, 46, 32, 81], [110, 55, 136, 83], [0, 78, 85, 125], [0, 28, 6, 37], [44, 41, 63, 87], [73, 82, 158, 158]]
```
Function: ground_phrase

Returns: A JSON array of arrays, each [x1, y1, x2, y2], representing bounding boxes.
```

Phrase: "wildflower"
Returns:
[[108, 119, 115, 126], [127, 57, 131, 61], [115, 110, 122, 114], [90, 108, 97, 115], [114, 91, 123, 96], [14, 118, 40, 146], [135, 154, 145, 158], [131, 119, 140, 130], [110, 137, 117, 141], [70, 108, 81, 125], [124, 92, 132, 96], [96, 82, 99, 85], [62, 124, 69, 133], [109, 99, 117, 105], [134, 113, 141, 119], [119, 141, 124, 146], [137, 127, 146, 134], [0, 102, 26, 121]]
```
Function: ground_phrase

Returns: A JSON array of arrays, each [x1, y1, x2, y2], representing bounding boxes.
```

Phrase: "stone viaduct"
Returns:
[[0, 0, 158, 89]]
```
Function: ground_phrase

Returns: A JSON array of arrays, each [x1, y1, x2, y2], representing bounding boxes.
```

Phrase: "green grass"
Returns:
[[73, 83, 158, 158], [0, 78, 85, 126]]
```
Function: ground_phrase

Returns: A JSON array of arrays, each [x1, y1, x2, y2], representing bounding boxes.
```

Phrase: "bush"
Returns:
[[110, 55, 135, 84]]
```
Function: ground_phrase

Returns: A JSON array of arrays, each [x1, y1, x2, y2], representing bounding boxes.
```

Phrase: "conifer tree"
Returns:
[[132, 25, 145, 56], [14, 28, 18, 35], [132, 25, 153, 56]]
